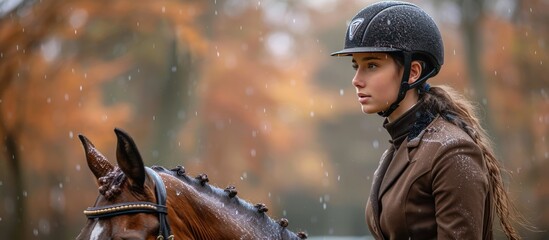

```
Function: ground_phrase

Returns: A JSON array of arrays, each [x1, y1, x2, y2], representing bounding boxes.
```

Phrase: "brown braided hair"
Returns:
[[422, 85, 530, 240]]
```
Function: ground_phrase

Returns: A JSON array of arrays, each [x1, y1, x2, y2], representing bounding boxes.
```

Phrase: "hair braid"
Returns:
[[422, 85, 528, 240]]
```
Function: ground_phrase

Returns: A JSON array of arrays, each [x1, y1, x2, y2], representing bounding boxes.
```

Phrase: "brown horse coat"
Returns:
[[76, 128, 306, 240]]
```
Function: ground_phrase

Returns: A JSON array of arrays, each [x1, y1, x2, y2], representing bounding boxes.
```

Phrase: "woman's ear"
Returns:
[[408, 60, 423, 84]]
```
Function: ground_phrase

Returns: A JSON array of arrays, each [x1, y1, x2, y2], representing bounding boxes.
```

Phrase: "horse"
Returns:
[[75, 128, 307, 240]]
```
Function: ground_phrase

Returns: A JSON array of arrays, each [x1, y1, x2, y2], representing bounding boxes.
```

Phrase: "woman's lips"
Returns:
[[357, 93, 371, 104]]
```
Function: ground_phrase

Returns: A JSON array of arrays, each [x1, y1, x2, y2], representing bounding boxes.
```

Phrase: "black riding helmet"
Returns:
[[331, 1, 444, 117]]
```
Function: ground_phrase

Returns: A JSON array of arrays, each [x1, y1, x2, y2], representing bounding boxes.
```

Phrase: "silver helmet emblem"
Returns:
[[348, 18, 364, 40]]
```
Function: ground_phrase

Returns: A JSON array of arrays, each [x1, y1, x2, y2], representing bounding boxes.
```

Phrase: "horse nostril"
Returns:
[[278, 218, 289, 228], [297, 232, 308, 239], [254, 203, 268, 213], [224, 186, 238, 198], [195, 174, 209, 186]]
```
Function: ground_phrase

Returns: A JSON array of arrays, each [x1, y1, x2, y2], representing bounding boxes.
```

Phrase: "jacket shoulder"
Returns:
[[414, 116, 476, 147], [409, 116, 482, 168]]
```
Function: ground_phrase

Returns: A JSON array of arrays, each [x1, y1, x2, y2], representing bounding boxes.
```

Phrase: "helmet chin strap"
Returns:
[[377, 52, 438, 118], [378, 52, 412, 118]]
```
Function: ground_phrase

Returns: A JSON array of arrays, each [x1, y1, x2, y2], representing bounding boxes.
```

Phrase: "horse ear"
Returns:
[[78, 134, 114, 180], [114, 128, 145, 188]]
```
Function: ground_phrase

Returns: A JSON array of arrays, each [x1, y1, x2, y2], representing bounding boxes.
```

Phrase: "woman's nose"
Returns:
[[352, 72, 365, 88]]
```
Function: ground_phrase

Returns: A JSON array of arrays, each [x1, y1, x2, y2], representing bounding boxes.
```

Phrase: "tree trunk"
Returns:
[[150, 35, 194, 164], [458, 0, 502, 155], [3, 130, 26, 240]]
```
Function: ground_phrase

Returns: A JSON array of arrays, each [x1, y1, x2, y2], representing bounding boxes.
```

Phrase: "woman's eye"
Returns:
[[352, 62, 377, 71]]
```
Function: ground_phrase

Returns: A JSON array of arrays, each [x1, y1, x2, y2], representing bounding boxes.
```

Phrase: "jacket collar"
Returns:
[[383, 100, 425, 149], [378, 98, 435, 198], [378, 115, 441, 198]]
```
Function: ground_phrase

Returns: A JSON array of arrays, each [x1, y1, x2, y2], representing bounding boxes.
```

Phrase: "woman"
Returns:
[[331, 1, 524, 239]]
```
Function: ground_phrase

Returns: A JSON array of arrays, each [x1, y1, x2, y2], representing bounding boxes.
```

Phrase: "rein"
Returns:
[[83, 167, 174, 240]]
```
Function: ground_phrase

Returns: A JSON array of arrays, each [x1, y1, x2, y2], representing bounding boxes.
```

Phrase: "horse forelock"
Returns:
[[97, 167, 126, 201]]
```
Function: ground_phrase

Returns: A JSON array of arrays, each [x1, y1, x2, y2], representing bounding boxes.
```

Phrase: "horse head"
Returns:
[[76, 128, 307, 240]]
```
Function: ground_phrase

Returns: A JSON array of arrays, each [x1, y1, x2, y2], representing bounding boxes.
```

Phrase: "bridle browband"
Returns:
[[83, 167, 174, 240]]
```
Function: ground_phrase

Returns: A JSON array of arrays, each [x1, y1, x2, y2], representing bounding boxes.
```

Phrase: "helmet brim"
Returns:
[[330, 47, 401, 56]]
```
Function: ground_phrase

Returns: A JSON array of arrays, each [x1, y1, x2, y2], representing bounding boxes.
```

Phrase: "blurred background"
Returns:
[[0, 0, 547, 239]]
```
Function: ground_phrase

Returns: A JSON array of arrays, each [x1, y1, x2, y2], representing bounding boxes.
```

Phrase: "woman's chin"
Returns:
[[361, 107, 379, 115]]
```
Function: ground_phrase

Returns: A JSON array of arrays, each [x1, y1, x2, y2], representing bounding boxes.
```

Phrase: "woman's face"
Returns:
[[351, 52, 402, 115]]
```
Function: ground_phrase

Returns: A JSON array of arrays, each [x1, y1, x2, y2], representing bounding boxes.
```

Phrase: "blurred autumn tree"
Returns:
[[0, 0, 337, 238], [180, 0, 336, 205], [0, 0, 206, 238], [494, 0, 549, 237], [176, 1, 342, 234]]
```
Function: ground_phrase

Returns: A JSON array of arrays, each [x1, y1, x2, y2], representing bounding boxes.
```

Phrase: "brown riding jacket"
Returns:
[[366, 107, 493, 239]]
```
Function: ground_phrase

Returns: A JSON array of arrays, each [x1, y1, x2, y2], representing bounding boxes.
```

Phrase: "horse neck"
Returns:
[[164, 178, 240, 238], [159, 172, 295, 239]]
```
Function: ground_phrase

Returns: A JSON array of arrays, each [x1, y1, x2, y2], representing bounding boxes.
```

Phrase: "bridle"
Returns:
[[83, 167, 174, 240]]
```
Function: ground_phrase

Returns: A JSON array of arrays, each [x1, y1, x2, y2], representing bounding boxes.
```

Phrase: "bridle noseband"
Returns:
[[83, 167, 174, 240]]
